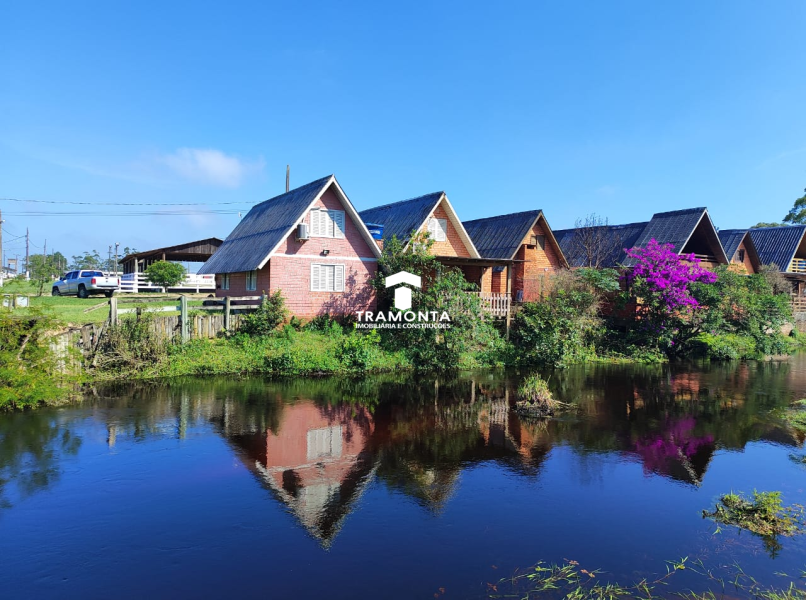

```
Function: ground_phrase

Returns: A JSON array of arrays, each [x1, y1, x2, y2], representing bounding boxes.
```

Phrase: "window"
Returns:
[[427, 217, 448, 242], [246, 270, 257, 291], [738, 249, 746, 262], [311, 264, 345, 292], [531, 235, 546, 250], [310, 209, 345, 238], [221, 273, 230, 290]]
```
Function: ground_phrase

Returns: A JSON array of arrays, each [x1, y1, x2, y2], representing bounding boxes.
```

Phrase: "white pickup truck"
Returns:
[[52, 270, 119, 298]]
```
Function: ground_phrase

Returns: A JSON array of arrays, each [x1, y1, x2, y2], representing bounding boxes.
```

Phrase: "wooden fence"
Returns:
[[469, 292, 511, 318]]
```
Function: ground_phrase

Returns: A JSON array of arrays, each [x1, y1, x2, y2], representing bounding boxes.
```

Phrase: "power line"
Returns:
[[3, 209, 247, 217], [0, 196, 249, 206]]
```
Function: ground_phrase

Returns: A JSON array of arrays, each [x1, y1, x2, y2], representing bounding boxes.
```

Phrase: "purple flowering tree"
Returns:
[[624, 239, 717, 351]]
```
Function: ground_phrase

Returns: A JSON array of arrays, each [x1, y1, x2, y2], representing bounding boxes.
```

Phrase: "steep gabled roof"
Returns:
[[623, 208, 728, 266], [554, 222, 647, 268], [748, 225, 806, 270], [463, 210, 544, 260], [358, 192, 480, 258], [717, 229, 747, 261], [359, 192, 443, 244], [717, 228, 760, 268], [198, 175, 380, 275]]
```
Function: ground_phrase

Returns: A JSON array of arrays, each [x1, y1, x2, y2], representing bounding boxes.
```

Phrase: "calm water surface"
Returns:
[[3, 358, 806, 599]]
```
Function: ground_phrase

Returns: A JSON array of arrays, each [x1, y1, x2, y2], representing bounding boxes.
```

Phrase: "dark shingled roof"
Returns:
[[358, 192, 443, 244], [748, 225, 806, 271], [554, 222, 647, 268], [624, 208, 704, 266], [462, 210, 544, 259], [718, 229, 748, 261], [198, 176, 333, 275]]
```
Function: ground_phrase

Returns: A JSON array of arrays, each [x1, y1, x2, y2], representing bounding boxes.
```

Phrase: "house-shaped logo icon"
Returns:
[[385, 271, 422, 311]]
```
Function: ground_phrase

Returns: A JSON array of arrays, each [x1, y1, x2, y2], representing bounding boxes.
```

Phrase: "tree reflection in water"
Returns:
[[0, 411, 81, 509], [5, 357, 806, 544]]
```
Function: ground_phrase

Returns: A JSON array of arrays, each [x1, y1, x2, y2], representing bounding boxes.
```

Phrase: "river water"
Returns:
[[3, 358, 806, 599]]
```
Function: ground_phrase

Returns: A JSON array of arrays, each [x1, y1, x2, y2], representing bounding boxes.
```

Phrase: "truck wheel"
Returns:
[[52, 287, 61, 296], [105, 291, 114, 298], [77, 285, 88, 299]]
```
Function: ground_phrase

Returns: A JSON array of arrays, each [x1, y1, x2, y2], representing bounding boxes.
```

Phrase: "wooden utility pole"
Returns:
[[25, 228, 29, 279], [286, 165, 290, 192]]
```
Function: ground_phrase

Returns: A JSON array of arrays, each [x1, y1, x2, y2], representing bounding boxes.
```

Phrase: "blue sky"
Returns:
[[2, 1, 806, 265]]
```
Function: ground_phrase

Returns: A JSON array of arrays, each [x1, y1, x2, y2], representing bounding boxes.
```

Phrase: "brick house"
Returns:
[[555, 207, 729, 270], [717, 229, 761, 274], [462, 210, 568, 302], [358, 192, 512, 303], [198, 175, 382, 318]]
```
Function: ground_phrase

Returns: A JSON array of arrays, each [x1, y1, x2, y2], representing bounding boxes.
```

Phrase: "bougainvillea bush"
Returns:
[[622, 239, 717, 353], [621, 239, 794, 357]]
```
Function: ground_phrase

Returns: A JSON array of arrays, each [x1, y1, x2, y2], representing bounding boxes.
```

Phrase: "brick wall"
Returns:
[[270, 256, 377, 318], [215, 265, 270, 298], [421, 202, 473, 258], [514, 218, 563, 302]]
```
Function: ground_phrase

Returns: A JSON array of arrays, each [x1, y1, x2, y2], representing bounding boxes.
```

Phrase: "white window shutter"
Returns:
[[332, 211, 346, 238], [326, 265, 335, 291], [335, 265, 344, 292], [437, 218, 448, 242], [310, 210, 318, 237], [311, 264, 321, 291], [427, 217, 438, 239]]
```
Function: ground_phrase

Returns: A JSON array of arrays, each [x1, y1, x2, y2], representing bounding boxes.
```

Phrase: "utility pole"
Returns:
[[25, 227, 29, 280], [114, 242, 120, 275], [286, 165, 290, 193], [108, 245, 112, 273]]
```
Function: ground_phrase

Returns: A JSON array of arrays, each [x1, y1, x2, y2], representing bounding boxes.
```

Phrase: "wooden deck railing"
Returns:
[[790, 259, 806, 274], [792, 294, 806, 313], [469, 292, 510, 318]]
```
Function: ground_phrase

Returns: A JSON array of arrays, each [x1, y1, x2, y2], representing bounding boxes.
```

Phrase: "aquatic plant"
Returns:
[[490, 556, 806, 600], [702, 490, 804, 556], [514, 374, 567, 417]]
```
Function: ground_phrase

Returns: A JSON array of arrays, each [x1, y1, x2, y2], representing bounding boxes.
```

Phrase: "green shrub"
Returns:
[[0, 311, 69, 409], [517, 374, 553, 405], [336, 330, 380, 371], [95, 313, 168, 372], [693, 332, 757, 360], [240, 291, 288, 336]]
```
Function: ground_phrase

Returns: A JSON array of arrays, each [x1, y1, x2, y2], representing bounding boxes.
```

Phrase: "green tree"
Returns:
[[783, 188, 806, 224], [751, 222, 784, 229], [69, 250, 103, 270], [371, 231, 498, 370], [28, 254, 61, 296], [144, 261, 186, 289]]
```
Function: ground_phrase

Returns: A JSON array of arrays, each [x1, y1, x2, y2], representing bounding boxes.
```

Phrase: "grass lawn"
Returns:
[[2, 279, 210, 325]]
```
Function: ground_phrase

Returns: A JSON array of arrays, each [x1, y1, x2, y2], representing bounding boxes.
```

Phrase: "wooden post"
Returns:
[[224, 296, 231, 331], [505, 263, 513, 340], [180, 295, 189, 344], [109, 296, 118, 324]]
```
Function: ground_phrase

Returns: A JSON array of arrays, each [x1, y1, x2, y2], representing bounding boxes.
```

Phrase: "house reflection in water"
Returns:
[[228, 401, 377, 548]]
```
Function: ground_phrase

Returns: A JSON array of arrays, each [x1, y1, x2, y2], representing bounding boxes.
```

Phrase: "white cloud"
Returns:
[[157, 148, 264, 188]]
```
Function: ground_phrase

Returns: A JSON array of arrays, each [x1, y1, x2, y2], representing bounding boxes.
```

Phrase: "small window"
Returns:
[[427, 217, 448, 242], [738, 249, 745, 262], [310, 209, 346, 238], [221, 273, 230, 290], [531, 235, 546, 250], [311, 264, 345, 292], [246, 271, 257, 291]]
